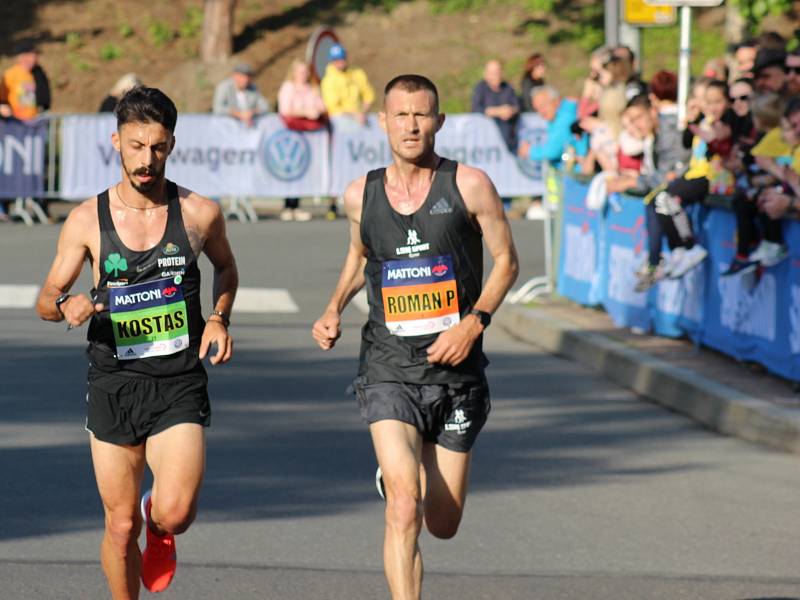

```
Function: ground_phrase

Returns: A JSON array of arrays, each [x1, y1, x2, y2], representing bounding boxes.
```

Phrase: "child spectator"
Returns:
[[654, 80, 732, 279], [580, 83, 626, 174], [608, 73, 692, 291], [724, 93, 793, 273]]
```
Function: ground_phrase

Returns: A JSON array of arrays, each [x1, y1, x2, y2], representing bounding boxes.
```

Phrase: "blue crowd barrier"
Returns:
[[556, 174, 800, 382]]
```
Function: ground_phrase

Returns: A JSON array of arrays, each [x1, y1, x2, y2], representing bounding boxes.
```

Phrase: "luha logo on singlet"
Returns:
[[382, 255, 459, 337], [109, 276, 189, 360]]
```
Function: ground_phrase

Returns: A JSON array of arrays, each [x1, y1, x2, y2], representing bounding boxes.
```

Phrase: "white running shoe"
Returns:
[[747, 241, 768, 263], [755, 241, 788, 268], [375, 466, 385, 501], [661, 247, 685, 278], [668, 245, 707, 279], [279, 209, 294, 222]]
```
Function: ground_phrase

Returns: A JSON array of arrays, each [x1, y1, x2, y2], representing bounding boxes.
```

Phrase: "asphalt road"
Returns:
[[1, 218, 800, 600]]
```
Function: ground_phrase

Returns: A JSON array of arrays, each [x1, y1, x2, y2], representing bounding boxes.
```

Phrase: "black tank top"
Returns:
[[359, 159, 487, 384], [86, 180, 205, 377]]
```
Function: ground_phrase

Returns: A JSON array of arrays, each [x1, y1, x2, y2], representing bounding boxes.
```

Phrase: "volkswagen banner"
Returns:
[[60, 114, 330, 199]]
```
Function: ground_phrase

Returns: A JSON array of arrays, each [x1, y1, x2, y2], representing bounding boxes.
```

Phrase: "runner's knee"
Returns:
[[152, 496, 196, 535], [105, 513, 139, 551], [385, 492, 422, 532]]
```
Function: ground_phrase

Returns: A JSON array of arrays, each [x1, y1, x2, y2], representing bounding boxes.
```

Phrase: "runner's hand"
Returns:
[[427, 317, 483, 367], [312, 310, 341, 351], [62, 295, 103, 328], [200, 320, 233, 365]]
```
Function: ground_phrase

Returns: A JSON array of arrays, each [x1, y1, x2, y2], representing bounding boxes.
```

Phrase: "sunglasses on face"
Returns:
[[732, 95, 751, 102], [787, 66, 800, 75]]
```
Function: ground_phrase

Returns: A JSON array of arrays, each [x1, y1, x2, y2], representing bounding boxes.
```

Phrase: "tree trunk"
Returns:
[[201, 0, 236, 64], [724, 1, 747, 44]]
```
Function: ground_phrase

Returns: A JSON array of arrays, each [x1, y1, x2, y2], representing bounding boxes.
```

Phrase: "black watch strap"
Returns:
[[55, 293, 71, 316], [468, 309, 491, 328]]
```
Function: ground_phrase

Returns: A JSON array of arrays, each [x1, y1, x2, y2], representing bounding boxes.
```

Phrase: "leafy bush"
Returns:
[[119, 23, 134, 38], [100, 43, 122, 61], [179, 6, 204, 39], [148, 20, 175, 47]]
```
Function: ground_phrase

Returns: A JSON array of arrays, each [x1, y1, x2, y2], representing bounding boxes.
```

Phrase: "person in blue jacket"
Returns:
[[517, 85, 587, 166]]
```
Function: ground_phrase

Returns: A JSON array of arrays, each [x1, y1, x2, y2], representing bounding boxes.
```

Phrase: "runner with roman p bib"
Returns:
[[312, 74, 518, 600], [36, 87, 238, 599]]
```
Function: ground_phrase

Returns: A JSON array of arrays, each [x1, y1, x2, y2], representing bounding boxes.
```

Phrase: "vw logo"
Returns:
[[516, 126, 547, 180], [261, 129, 311, 181]]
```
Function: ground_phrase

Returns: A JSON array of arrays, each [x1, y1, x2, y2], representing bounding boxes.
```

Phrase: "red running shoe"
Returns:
[[140, 489, 177, 593]]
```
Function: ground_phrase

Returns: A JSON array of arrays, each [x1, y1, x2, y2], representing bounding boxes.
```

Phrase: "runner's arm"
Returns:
[[313, 178, 367, 350], [198, 199, 237, 364], [464, 168, 519, 315], [35, 201, 101, 325], [201, 203, 238, 322], [427, 166, 518, 365]]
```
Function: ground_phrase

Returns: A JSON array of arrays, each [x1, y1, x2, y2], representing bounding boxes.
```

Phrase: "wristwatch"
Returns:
[[468, 309, 491, 329], [55, 293, 71, 316], [209, 310, 230, 327]]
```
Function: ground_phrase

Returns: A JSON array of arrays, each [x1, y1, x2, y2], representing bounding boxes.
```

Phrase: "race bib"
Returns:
[[381, 255, 460, 337], [109, 276, 189, 360]]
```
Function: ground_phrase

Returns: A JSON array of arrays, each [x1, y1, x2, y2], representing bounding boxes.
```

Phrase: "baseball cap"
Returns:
[[233, 63, 254, 76], [329, 44, 347, 61]]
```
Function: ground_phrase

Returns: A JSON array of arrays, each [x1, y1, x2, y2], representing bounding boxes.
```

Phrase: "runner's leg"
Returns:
[[420, 443, 472, 539], [370, 420, 424, 600], [144, 423, 206, 535], [90, 436, 146, 600]]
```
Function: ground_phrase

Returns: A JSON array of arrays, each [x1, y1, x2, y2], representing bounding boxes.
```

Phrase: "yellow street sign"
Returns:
[[624, 0, 676, 26]]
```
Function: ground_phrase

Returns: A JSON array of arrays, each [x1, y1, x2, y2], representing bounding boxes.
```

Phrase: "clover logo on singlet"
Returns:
[[261, 129, 311, 182]]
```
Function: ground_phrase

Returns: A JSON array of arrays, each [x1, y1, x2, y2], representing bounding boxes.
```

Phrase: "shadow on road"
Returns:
[[0, 340, 708, 542]]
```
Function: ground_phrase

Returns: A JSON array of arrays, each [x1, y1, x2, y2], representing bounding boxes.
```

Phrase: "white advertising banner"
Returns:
[[61, 113, 546, 199], [60, 114, 330, 200], [329, 113, 548, 197]]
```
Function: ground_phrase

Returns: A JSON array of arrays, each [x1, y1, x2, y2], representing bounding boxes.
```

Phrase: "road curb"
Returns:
[[496, 305, 800, 455]]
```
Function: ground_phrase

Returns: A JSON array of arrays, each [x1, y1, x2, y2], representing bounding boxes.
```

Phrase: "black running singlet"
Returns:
[[87, 180, 205, 377], [359, 159, 487, 385]]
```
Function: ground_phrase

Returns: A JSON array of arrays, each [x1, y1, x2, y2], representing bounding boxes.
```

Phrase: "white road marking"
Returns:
[[0, 285, 39, 308], [235, 287, 300, 313]]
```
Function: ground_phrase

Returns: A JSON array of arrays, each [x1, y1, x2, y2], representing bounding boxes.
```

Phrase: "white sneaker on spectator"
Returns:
[[525, 203, 546, 221], [754, 241, 788, 268], [661, 247, 685, 278], [280, 209, 295, 222], [293, 209, 312, 222], [668, 245, 707, 279], [747, 241, 768, 263]]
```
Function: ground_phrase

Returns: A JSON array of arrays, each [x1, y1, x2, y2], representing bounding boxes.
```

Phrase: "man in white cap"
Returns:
[[212, 62, 270, 127]]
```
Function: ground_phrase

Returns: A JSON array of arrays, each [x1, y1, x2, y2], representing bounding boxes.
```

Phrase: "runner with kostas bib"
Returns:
[[312, 74, 518, 600], [36, 87, 238, 599]]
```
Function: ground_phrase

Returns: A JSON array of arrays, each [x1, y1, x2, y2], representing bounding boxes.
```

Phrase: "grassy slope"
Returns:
[[0, 0, 768, 115]]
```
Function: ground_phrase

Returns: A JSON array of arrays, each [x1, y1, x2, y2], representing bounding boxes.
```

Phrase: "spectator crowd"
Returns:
[[4, 27, 800, 267], [505, 32, 800, 294]]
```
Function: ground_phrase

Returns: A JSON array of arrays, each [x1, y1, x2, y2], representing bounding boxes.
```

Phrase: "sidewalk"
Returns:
[[496, 299, 800, 455]]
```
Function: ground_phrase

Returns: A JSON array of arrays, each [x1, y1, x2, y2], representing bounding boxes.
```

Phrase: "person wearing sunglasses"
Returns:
[[785, 49, 800, 96]]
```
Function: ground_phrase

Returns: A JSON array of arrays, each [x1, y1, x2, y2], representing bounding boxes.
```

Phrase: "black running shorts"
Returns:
[[353, 377, 490, 452], [86, 367, 210, 446]]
